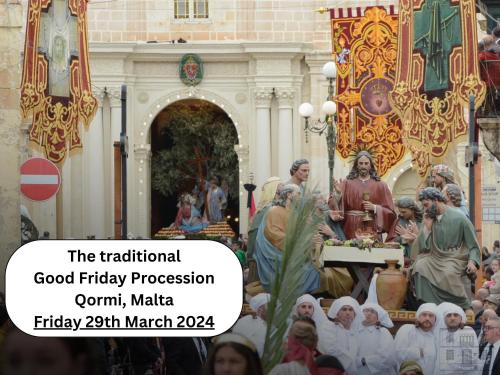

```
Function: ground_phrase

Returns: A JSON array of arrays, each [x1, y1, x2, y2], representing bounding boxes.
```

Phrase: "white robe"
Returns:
[[356, 325, 397, 375], [434, 302, 480, 374], [318, 320, 358, 375], [268, 361, 311, 375], [434, 326, 480, 374], [231, 315, 266, 357], [394, 324, 437, 375]]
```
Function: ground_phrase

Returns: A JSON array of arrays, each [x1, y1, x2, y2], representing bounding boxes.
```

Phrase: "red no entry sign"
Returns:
[[20, 158, 61, 201]]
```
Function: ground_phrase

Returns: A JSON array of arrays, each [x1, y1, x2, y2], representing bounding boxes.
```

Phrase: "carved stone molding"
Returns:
[[92, 88, 106, 106], [478, 118, 500, 161], [107, 88, 123, 107], [254, 88, 274, 107], [184, 86, 199, 98], [134, 143, 151, 161], [275, 88, 295, 107], [234, 144, 249, 160]]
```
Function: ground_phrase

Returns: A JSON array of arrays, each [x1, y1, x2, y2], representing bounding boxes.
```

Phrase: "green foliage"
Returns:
[[262, 189, 322, 373], [151, 110, 238, 198]]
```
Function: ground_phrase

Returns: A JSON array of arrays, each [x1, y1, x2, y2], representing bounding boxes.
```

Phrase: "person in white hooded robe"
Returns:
[[292, 294, 328, 327], [318, 296, 362, 374], [394, 303, 438, 375], [434, 302, 480, 374], [356, 302, 397, 375], [232, 293, 270, 357]]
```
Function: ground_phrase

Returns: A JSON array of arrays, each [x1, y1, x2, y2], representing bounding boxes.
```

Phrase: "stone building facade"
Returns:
[[0, 0, 22, 291], [11, 0, 499, 246]]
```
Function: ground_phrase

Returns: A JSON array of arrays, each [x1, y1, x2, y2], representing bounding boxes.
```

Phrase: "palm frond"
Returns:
[[261, 188, 322, 373]]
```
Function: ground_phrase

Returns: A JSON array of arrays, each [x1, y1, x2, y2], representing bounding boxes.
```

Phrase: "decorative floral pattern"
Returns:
[[389, 0, 486, 176], [331, 6, 405, 176], [20, 0, 97, 164]]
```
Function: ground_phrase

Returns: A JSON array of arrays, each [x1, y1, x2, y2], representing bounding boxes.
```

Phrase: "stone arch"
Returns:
[[138, 88, 246, 147], [387, 156, 421, 201], [138, 90, 249, 237]]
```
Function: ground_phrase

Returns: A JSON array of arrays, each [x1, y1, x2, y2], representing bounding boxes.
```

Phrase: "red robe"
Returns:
[[479, 51, 500, 86], [338, 178, 397, 241]]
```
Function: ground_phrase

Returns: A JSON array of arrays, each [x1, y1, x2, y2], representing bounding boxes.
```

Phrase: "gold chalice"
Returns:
[[362, 191, 372, 222]]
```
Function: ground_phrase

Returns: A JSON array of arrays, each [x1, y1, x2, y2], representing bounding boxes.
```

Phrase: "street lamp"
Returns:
[[299, 61, 338, 192]]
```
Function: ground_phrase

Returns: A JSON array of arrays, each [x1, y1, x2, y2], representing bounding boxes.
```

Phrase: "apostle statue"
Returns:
[[246, 177, 282, 283], [254, 184, 320, 294], [204, 176, 227, 224], [394, 197, 423, 259], [286, 159, 310, 191], [411, 187, 480, 310], [431, 164, 469, 217], [329, 150, 397, 241]]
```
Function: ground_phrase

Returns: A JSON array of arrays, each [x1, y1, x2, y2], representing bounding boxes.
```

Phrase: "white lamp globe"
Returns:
[[322, 100, 337, 115], [299, 102, 314, 118], [322, 61, 337, 79]]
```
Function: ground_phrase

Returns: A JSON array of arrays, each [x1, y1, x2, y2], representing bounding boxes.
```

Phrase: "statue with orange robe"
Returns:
[[254, 184, 320, 293], [330, 151, 397, 241]]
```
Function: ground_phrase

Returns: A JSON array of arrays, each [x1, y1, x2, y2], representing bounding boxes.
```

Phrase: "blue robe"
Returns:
[[254, 212, 320, 293], [206, 187, 226, 223]]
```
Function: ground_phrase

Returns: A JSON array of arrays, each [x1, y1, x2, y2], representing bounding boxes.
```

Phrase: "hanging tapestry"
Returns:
[[389, 0, 485, 176], [330, 6, 405, 176], [20, 0, 97, 164]]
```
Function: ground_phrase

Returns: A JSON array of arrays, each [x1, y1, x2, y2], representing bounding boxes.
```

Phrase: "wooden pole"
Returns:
[[113, 141, 122, 239], [120, 85, 127, 239], [475, 150, 483, 292], [56, 165, 63, 239], [474, 157, 482, 246]]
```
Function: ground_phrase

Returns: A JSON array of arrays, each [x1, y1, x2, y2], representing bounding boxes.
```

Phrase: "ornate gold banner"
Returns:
[[331, 6, 405, 176], [20, 0, 97, 164], [389, 0, 485, 176]]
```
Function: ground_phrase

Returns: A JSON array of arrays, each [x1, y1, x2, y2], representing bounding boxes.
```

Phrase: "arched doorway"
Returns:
[[392, 168, 420, 201], [150, 99, 240, 236]]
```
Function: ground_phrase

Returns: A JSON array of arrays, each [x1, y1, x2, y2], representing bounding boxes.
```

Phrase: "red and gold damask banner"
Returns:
[[389, 0, 485, 176], [330, 6, 405, 176], [20, 0, 97, 164]]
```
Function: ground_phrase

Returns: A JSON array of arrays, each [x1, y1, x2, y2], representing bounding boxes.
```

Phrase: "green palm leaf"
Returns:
[[261, 188, 322, 373]]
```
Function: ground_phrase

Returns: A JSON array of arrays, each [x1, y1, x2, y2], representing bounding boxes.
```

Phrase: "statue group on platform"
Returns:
[[246, 151, 482, 317], [170, 175, 228, 232]]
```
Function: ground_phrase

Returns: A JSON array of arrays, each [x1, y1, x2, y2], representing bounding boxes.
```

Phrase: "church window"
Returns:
[[194, 0, 209, 18], [174, 0, 209, 20], [174, 0, 189, 19]]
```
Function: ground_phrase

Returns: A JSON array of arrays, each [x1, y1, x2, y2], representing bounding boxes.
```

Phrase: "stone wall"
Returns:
[[0, 0, 22, 292], [86, 0, 396, 50]]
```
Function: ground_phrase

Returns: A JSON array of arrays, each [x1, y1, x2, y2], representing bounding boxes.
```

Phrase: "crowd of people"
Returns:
[[2, 293, 500, 374], [4, 148, 500, 374], [229, 292, 500, 374], [478, 26, 500, 115], [232, 151, 498, 374]]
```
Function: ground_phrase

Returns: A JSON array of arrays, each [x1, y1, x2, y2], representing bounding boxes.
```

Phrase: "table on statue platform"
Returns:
[[320, 246, 404, 300]]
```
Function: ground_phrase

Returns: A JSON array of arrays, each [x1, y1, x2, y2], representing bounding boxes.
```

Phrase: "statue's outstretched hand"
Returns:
[[333, 178, 345, 194]]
